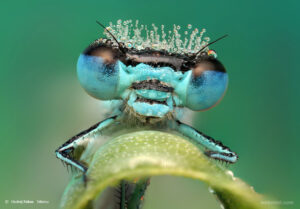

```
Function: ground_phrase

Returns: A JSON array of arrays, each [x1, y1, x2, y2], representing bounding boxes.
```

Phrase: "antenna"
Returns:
[[194, 34, 228, 57], [96, 20, 126, 54]]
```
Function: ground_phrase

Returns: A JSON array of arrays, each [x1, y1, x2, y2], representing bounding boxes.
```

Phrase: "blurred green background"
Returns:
[[0, 0, 299, 208]]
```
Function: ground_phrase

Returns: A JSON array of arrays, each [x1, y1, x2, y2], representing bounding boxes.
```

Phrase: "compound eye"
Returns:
[[192, 61, 217, 77], [186, 57, 228, 111], [87, 45, 116, 64], [77, 40, 121, 100]]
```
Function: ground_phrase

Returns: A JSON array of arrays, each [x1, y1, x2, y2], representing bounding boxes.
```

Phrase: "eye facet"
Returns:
[[77, 41, 122, 100], [185, 57, 228, 111]]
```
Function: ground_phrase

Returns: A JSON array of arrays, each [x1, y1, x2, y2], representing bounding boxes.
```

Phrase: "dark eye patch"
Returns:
[[192, 56, 226, 77], [83, 40, 124, 64]]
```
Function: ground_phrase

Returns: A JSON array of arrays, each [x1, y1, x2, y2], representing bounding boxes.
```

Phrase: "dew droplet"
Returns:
[[102, 20, 208, 55], [207, 49, 217, 58], [208, 186, 215, 194], [226, 170, 236, 181]]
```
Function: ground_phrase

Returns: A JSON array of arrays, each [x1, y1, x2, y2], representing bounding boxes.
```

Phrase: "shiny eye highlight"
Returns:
[[185, 56, 228, 111], [77, 41, 122, 100]]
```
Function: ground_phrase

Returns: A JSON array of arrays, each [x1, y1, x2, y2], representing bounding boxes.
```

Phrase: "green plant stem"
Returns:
[[59, 131, 278, 209]]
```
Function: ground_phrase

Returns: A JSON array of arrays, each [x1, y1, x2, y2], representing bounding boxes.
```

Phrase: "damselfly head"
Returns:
[[77, 20, 229, 120]]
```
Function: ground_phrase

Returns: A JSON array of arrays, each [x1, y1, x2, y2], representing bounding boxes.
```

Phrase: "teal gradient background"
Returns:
[[0, 1, 299, 208]]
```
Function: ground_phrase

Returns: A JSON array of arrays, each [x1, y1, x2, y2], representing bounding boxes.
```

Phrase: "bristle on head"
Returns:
[[102, 19, 211, 54]]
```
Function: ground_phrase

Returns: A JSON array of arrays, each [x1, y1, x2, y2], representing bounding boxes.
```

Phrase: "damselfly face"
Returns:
[[77, 23, 228, 119], [56, 22, 238, 179]]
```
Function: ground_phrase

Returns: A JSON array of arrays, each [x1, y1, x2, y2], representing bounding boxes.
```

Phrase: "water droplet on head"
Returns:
[[126, 42, 133, 48], [204, 37, 210, 42], [207, 49, 217, 58], [102, 20, 209, 55]]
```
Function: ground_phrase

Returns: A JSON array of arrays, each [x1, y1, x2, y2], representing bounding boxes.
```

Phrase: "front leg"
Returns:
[[174, 120, 238, 163], [55, 115, 118, 175]]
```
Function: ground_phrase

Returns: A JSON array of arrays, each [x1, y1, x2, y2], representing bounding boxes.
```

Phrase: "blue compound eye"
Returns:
[[77, 41, 123, 100], [186, 57, 228, 111]]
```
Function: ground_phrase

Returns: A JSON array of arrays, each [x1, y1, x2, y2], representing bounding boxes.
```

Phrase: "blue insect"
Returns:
[[55, 20, 238, 186]]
